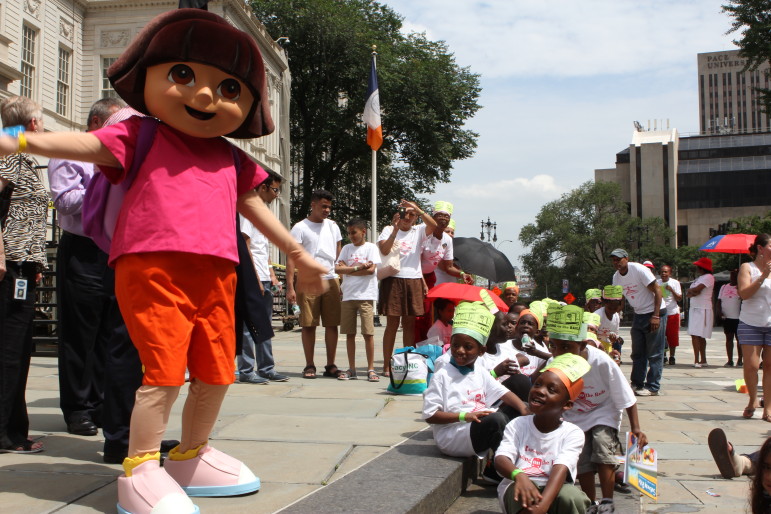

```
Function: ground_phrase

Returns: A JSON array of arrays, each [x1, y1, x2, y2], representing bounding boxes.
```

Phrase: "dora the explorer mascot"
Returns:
[[0, 9, 326, 513]]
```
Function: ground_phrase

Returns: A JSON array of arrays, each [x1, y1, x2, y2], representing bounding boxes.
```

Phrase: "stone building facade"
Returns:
[[0, 0, 291, 236]]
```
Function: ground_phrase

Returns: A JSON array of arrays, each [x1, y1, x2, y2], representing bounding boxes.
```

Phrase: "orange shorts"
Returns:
[[115, 252, 237, 386]]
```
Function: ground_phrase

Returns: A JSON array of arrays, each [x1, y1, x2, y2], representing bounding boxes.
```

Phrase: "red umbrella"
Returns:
[[699, 233, 756, 254], [426, 282, 509, 312]]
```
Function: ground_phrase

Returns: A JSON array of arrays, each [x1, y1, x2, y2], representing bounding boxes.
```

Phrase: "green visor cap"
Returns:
[[546, 304, 587, 341], [452, 300, 495, 345], [602, 285, 623, 300], [585, 288, 602, 301], [433, 201, 454, 216]]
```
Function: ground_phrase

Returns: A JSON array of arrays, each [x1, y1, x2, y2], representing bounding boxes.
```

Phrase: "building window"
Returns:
[[21, 25, 36, 98], [101, 57, 118, 98], [56, 47, 71, 116]]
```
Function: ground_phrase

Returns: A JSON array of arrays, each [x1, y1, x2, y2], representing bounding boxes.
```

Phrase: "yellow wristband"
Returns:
[[511, 469, 523, 480], [16, 132, 26, 153]]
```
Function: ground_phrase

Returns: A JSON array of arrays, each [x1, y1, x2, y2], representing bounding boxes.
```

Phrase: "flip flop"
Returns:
[[708, 428, 737, 479], [0, 439, 44, 454], [323, 364, 343, 378]]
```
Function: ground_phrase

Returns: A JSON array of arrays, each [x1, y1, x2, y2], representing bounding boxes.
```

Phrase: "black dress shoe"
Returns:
[[67, 417, 98, 436], [102, 439, 180, 464]]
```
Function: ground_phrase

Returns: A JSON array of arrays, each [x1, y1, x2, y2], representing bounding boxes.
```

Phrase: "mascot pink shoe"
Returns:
[[117, 454, 199, 514], [163, 444, 260, 497]]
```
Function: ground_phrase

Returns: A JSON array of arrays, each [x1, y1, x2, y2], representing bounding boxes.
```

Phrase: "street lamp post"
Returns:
[[480, 217, 497, 243]]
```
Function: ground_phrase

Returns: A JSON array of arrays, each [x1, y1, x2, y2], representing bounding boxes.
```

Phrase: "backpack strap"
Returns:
[[123, 117, 159, 189]]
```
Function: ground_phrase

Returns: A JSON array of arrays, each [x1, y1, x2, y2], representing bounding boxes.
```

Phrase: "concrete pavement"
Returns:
[[0, 324, 763, 513]]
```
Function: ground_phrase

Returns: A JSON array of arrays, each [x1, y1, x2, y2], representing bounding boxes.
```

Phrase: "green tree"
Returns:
[[729, 209, 771, 235], [722, 0, 771, 111], [249, 0, 481, 225], [519, 181, 675, 299]]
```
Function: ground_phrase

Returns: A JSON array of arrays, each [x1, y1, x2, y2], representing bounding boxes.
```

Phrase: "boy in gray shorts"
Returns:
[[545, 304, 648, 513]]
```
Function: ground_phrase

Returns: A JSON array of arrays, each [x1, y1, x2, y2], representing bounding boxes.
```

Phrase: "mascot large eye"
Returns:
[[217, 79, 241, 100], [168, 64, 195, 86]]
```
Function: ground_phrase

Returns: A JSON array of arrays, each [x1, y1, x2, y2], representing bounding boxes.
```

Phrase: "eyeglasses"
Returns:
[[265, 186, 280, 194]]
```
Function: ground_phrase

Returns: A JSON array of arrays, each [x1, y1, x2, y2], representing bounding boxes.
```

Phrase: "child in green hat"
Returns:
[[546, 304, 647, 512], [494, 354, 593, 513], [423, 299, 529, 463]]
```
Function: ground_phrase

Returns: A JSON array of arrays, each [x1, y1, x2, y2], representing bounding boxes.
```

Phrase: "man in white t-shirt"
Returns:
[[237, 170, 289, 384], [286, 190, 343, 379], [610, 248, 667, 397], [718, 270, 743, 367]]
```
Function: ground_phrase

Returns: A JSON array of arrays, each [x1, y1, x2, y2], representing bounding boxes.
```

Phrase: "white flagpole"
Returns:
[[370, 46, 378, 243]]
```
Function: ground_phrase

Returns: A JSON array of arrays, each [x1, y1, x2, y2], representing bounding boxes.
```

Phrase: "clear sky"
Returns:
[[380, 0, 737, 273]]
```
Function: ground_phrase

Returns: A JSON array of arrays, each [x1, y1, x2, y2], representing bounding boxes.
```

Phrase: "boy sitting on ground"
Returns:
[[546, 304, 647, 513], [494, 354, 593, 514], [422, 297, 529, 463]]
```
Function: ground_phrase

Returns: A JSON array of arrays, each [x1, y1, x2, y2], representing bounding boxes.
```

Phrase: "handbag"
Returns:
[[387, 346, 436, 395], [376, 241, 400, 280], [0, 155, 21, 229]]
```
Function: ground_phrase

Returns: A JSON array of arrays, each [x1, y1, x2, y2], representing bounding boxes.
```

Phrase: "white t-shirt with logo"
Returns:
[[239, 215, 271, 281], [495, 416, 584, 509], [613, 262, 665, 314], [427, 320, 453, 347], [337, 242, 381, 301], [483, 341, 547, 378], [689, 274, 715, 310], [560, 346, 637, 432], [378, 225, 430, 279], [422, 362, 509, 457], [290, 218, 342, 280], [421, 232, 454, 274], [718, 284, 742, 319], [657, 278, 682, 316], [594, 307, 620, 344]]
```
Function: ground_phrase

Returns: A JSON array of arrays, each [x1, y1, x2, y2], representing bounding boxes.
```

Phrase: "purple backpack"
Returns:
[[82, 117, 158, 253]]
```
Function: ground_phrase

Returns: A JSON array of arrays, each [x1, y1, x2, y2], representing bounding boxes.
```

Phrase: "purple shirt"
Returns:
[[47, 158, 95, 237]]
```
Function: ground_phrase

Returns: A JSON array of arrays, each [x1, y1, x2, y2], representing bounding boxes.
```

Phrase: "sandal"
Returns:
[[338, 369, 357, 381], [708, 428, 738, 479], [762, 414, 771, 423], [367, 370, 380, 382], [743, 407, 755, 419], [323, 364, 343, 378], [302, 365, 317, 379], [382, 369, 391, 377], [0, 439, 44, 454]]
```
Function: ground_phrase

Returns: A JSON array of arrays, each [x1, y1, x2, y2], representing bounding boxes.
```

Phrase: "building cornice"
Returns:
[[0, 60, 23, 82]]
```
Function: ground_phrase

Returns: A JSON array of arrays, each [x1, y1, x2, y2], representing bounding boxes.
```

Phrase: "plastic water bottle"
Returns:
[[291, 304, 300, 316]]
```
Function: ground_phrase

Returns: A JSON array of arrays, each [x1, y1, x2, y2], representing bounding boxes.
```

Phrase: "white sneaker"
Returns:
[[635, 388, 653, 397]]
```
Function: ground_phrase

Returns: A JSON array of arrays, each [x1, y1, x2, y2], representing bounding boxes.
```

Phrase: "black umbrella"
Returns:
[[452, 237, 516, 283]]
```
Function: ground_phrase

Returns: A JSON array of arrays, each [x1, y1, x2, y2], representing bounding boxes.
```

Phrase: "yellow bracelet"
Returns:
[[16, 132, 26, 153]]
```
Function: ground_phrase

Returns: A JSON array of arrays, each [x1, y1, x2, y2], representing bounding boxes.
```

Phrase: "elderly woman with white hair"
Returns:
[[0, 96, 48, 454]]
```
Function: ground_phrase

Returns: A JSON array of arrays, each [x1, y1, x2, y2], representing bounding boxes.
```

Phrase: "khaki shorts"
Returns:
[[577, 425, 622, 474], [298, 278, 341, 327], [340, 300, 375, 335]]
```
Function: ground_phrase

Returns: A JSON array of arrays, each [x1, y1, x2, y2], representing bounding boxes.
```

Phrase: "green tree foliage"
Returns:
[[519, 181, 675, 299], [722, 0, 771, 111], [249, 0, 481, 225], [729, 209, 771, 235]]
